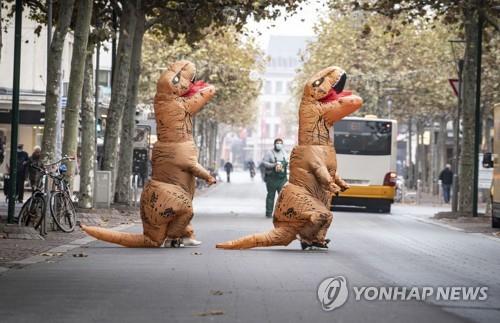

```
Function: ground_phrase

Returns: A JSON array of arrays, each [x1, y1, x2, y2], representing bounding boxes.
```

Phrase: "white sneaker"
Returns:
[[182, 238, 202, 246]]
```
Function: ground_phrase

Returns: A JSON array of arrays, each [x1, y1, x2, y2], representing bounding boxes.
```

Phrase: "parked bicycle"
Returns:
[[17, 156, 77, 233]]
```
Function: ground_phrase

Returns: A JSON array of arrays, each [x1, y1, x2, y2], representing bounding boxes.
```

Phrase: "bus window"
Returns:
[[333, 120, 392, 156]]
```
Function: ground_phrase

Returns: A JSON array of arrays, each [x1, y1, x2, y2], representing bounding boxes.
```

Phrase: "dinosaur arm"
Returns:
[[333, 172, 350, 191], [189, 162, 216, 184], [312, 163, 340, 193], [184, 85, 216, 116], [320, 94, 363, 126]]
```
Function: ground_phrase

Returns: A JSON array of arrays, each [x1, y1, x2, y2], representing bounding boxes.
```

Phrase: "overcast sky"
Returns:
[[244, 0, 328, 50]]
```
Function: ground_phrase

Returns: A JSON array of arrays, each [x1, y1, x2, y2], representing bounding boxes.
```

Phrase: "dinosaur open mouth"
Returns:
[[319, 73, 349, 103], [182, 80, 209, 98]]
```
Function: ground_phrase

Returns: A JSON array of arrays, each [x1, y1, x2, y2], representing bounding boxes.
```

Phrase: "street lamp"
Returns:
[[7, 0, 23, 223]]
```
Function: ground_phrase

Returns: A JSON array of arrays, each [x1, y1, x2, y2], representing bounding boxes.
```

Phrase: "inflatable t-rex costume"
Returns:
[[216, 66, 362, 250], [82, 60, 216, 247]]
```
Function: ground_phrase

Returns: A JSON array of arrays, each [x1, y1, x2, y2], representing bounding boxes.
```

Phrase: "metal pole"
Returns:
[[94, 20, 100, 172], [7, 0, 23, 223], [472, 1, 484, 217], [452, 60, 463, 213]]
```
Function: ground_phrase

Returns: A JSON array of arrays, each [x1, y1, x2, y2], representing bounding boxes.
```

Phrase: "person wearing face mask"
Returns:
[[262, 138, 289, 218]]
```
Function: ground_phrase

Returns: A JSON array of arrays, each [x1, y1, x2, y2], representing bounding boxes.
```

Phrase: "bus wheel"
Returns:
[[493, 216, 500, 228], [378, 202, 391, 214]]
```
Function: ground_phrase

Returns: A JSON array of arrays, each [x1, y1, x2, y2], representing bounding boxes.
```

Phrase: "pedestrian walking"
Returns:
[[28, 146, 43, 190], [247, 160, 256, 181], [262, 138, 288, 218], [438, 164, 453, 203], [224, 161, 233, 183]]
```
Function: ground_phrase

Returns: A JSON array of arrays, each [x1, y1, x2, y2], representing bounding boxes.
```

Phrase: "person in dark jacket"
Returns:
[[16, 144, 30, 203], [438, 164, 453, 203], [224, 161, 233, 183]]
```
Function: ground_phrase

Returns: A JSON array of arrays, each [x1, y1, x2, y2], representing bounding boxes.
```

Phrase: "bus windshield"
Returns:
[[333, 120, 392, 156]]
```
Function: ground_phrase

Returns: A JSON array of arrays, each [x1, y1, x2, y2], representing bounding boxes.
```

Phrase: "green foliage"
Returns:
[[294, 12, 462, 122], [140, 26, 264, 127]]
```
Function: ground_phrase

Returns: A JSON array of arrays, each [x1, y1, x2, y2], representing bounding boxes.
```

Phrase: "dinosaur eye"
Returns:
[[172, 74, 180, 85], [312, 77, 324, 87]]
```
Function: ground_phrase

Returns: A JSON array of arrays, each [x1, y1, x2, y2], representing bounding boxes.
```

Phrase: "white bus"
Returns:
[[332, 116, 398, 213]]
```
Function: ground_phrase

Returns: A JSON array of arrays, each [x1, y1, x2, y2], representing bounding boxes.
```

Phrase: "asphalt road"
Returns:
[[1, 172, 499, 323]]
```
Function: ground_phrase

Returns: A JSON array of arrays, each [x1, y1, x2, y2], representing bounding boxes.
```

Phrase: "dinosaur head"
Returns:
[[156, 60, 209, 98], [298, 66, 362, 145], [303, 66, 351, 103]]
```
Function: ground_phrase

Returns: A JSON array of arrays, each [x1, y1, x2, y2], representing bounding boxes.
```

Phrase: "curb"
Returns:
[[0, 223, 136, 274], [402, 214, 500, 242]]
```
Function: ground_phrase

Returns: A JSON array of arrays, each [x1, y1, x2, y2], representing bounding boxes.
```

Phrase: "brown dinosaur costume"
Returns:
[[216, 66, 362, 250], [82, 60, 216, 247]]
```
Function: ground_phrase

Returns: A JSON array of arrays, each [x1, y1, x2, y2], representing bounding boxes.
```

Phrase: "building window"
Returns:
[[264, 81, 272, 94], [275, 81, 283, 94], [98, 70, 111, 87], [275, 124, 280, 137], [275, 102, 282, 114], [265, 123, 271, 137], [264, 102, 272, 115]]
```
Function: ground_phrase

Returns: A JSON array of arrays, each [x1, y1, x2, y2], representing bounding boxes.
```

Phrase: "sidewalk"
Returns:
[[0, 205, 140, 267], [393, 201, 499, 239], [0, 180, 219, 267]]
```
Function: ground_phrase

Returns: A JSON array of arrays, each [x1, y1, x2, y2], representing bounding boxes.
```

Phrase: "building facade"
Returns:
[[245, 35, 312, 164], [0, 10, 112, 175]]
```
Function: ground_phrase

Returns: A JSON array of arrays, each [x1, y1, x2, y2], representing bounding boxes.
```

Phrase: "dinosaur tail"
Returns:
[[216, 227, 297, 250], [81, 225, 156, 248]]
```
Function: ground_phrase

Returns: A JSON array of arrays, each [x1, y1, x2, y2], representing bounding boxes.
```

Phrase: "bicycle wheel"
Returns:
[[18, 195, 45, 230], [49, 191, 76, 232]]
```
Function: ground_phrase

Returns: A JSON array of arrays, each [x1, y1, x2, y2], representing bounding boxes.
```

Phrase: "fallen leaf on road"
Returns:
[[72, 253, 88, 257], [46, 260, 55, 263], [191, 252, 202, 256], [194, 310, 225, 317], [41, 252, 53, 257], [210, 290, 224, 296]]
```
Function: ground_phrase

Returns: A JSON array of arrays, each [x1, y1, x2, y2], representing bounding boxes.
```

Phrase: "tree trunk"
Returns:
[[212, 121, 219, 168], [198, 119, 205, 164], [407, 117, 413, 189], [101, 1, 137, 175], [40, 0, 75, 163], [208, 121, 217, 167], [430, 124, 437, 194], [437, 115, 447, 169], [115, 8, 145, 204], [78, 44, 95, 208], [458, 4, 479, 215], [61, 0, 93, 179], [415, 119, 423, 186]]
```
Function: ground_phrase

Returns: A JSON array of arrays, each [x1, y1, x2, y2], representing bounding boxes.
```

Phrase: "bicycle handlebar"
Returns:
[[30, 164, 64, 180], [44, 155, 75, 167]]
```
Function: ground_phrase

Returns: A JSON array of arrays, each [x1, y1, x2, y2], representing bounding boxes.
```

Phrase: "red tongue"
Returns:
[[182, 80, 208, 97], [319, 89, 352, 103]]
